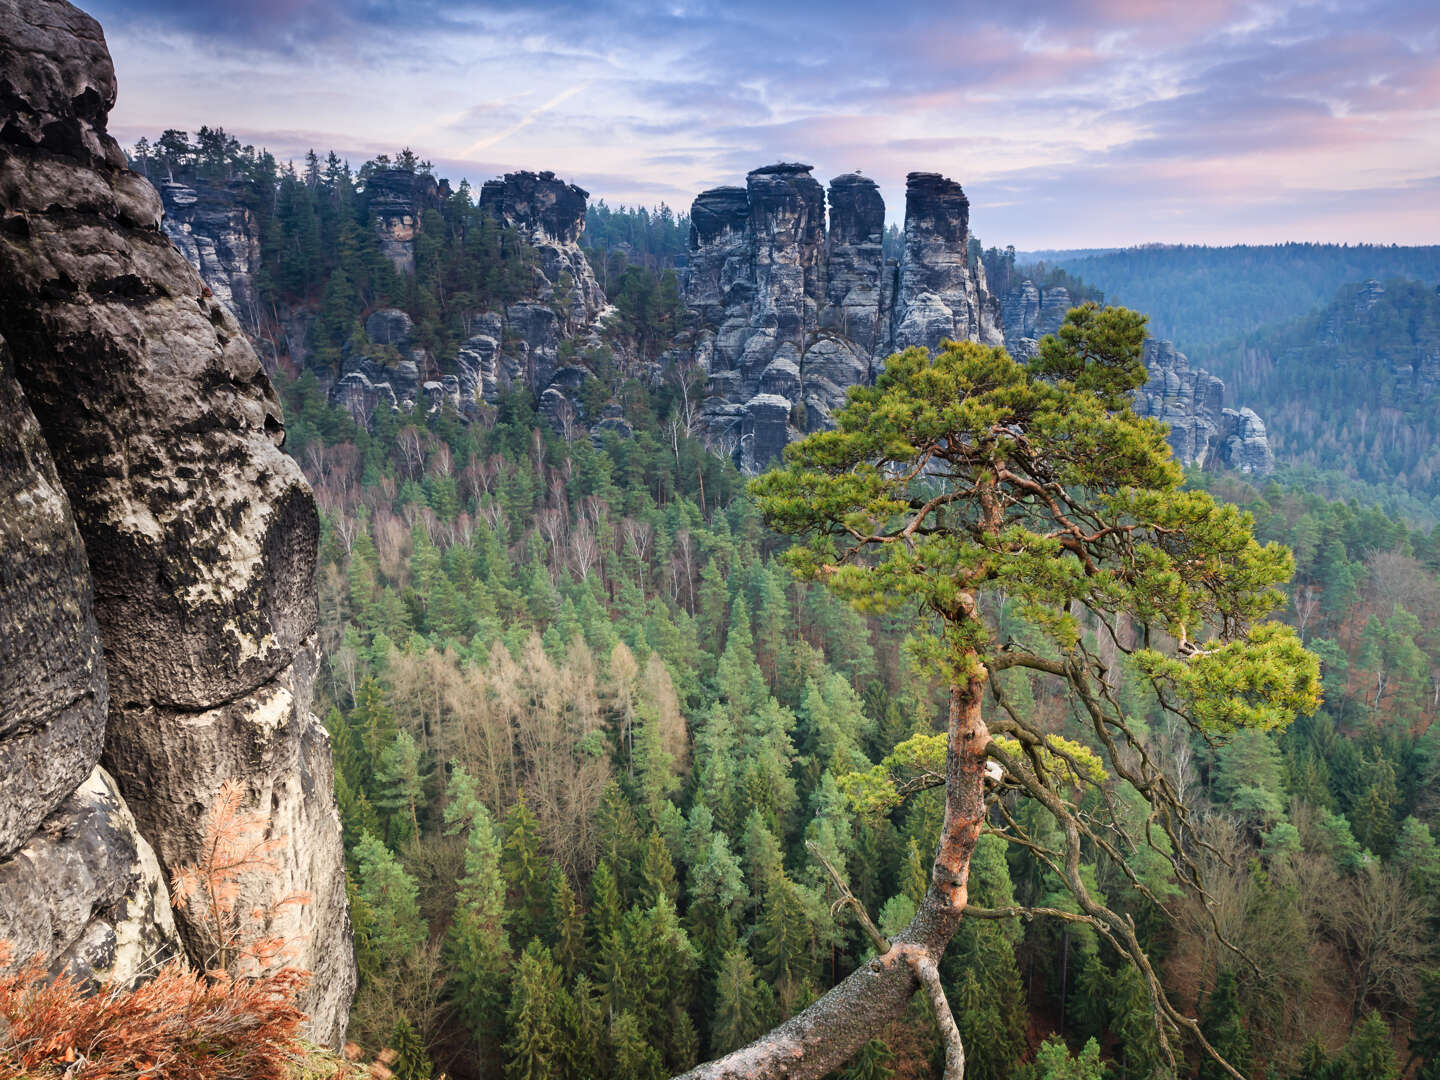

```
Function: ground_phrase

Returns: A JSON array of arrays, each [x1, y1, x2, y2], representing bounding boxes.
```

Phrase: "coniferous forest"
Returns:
[[4, 55, 1440, 1077], [117, 130, 1440, 1080]]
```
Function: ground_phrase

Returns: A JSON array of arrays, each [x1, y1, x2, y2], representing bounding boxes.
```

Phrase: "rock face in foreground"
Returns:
[[685, 166, 1001, 470], [0, 0, 355, 1043], [0, 332, 182, 986]]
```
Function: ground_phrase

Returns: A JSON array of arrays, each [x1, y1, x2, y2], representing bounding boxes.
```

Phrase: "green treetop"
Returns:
[[728, 304, 1320, 1080]]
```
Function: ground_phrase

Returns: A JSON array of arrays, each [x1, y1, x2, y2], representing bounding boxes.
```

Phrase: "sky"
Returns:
[[89, 0, 1440, 249]]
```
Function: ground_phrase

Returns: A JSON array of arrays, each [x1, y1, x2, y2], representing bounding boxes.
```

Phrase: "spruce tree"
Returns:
[[1198, 969, 1251, 1080], [445, 789, 509, 1051], [389, 1016, 433, 1080], [501, 795, 548, 946], [502, 941, 568, 1080]]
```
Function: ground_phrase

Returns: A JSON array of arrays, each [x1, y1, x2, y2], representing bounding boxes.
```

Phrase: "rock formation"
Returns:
[[1133, 339, 1275, 474], [365, 166, 447, 275], [0, 332, 183, 987], [998, 278, 1072, 361], [333, 169, 613, 423], [156, 177, 261, 327], [892, 173, 1003, 353], [0, 0, 355, 1044], [685, 166, 1000, 470], [1000, 279, 1274, 475]]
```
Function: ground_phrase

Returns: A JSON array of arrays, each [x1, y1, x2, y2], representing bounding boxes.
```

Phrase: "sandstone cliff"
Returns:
[[0, 0, 355, 1044], [1001, 278, 1275, 475], [1133, 339, 1275, 475], [325, 169, 613, 426], [157, 177, 262, 328], [685, 166, 1000, 471]]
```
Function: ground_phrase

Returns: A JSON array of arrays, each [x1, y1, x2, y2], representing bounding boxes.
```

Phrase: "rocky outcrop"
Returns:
[[479, 170, 609, 392], [893, 172, 1003, 354], [156, 177, 261, 326], [1000, 281, 1273, 474], [0, 331, 181, 987], [0, 0, 354, 1044], [366, 166, 446, 275], [1133, 339, 1274, 474], [685, 166, 999, 470], [999, 278, 1073, 361], [331, 170, 615, 422]]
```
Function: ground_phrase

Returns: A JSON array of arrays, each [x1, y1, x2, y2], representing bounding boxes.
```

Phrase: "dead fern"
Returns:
[[168, 778, 311, 977], [0, 942, 333, 1079]]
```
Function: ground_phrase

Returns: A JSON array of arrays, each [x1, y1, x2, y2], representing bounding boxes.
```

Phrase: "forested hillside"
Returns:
[[273, 364, 1440, 1080], [124, 127, 1440, 1080], [1031, 245, 1440, 352], [1200, 280, 1440, 504]]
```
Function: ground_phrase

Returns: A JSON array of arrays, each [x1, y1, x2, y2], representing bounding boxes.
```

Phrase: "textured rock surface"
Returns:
[[893, 172, 1003, 353], [156, 178, 261, 326], [1133, 339, 1274, 474], [1000, 279, 1073, 361], [479, 170, 609, 394], [0, 0, 355, 1043], [0, 335, 107, 860], [685, 166, 999, 469], [0, 766, 182, 987], [365, 166, 446, 274], [1, 332, 182, 985]]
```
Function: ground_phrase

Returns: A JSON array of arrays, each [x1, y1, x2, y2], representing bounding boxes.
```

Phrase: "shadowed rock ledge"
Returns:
[[0, 0, 355, 1044]]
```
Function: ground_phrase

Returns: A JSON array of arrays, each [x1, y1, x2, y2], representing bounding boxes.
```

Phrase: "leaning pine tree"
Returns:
[[679, 305, 1319, 1080]]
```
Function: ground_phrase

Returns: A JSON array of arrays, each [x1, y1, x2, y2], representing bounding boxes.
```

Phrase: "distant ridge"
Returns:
[[1013, 242, 1440, 351]]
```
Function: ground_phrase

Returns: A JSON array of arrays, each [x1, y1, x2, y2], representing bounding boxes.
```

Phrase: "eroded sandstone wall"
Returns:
[[0, 0, 355, 1043], [686, 166, 1000, 470]]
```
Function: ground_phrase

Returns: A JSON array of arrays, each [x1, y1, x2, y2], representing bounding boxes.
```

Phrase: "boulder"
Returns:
[[365, 307, 415, 348]]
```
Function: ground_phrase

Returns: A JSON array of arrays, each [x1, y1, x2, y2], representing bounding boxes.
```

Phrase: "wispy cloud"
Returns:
[[87, 0, 1440, 246]]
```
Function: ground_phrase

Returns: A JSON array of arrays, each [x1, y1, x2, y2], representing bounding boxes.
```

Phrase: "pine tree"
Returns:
[[588, 860, 624, 965], [445, 787, 509, 1051], [373, 729, 425, 846], [352, 833, 425, 979], [503, 941, 568, 1080], [711, 945, 773, 1055], [610, 1010, 666, 1080], [389, 1016, 433, 1080], [1198, 969, 1251, 1080], [1345, 1011, 1399, 1080], [501, 795, 548, 945], [544, 869, 589, 977], [755, 875, 816, 1016], [639, 827, 679, 907]]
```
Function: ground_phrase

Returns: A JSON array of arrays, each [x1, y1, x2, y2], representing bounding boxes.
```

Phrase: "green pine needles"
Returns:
[[745, 303, 1321, 1079]]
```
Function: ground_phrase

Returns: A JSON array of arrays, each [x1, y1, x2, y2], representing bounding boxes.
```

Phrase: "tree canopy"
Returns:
[[710, 305, 1321, 1079]]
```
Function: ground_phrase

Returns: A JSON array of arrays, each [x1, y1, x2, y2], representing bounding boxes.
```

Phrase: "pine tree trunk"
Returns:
[[672, 657, 989, 1079]]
